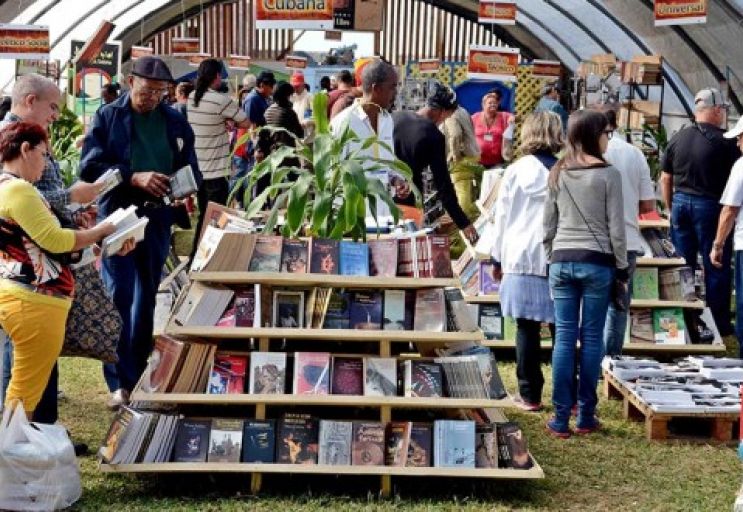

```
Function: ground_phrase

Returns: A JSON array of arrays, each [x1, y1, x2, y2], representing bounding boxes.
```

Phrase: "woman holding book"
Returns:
[[0, 122, 131, 416], [489, 112, 563, 412], [543, 110, 628, 438]]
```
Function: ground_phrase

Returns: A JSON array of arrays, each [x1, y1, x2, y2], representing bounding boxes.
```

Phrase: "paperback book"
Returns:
[[349, 291, 383, 330], [428, 235, 453, 278], [351, 422, 385, 466], [309, 238, 340, 274], [368, 238, 398, 277], [406, 423, 432, 467], [172, 419, 211, 462], [249, 352, 287, 394], [242, 419, 275, 463], [339, 241, 370, 276], [433, 420, 475, 468], [478, 261, 501, 295], [403, 360, 443, 398], [280, 239, 309, 273], [293, 352, 331, 394], [277, 413, 318, 464], [632, 267, 659, 300], [629, 308, 655, 344], [318, 420, 353, 465], [413, 288, 446, 332], [207, 354, 247, 394], [478, 304, 503, 340], [653, 308, 686, 345], [272, 290, 304, 328], [498, 422, 533, 469], [363, 357, 398, 396], [475, 423, 498, 469], [382, 289, 406, 330], [207, 418, 243, 463], [322, 289, 350, 329], [248, 235, 283, 272], [330, 356, 364, 395], [385, 422, 411, 466]]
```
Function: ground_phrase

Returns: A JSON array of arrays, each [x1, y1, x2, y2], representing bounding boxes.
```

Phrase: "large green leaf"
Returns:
[[312, 92, 330, 135], [312, 134, 335, 190], [311, 191, 333, 235], [286, 174, 313, 235]]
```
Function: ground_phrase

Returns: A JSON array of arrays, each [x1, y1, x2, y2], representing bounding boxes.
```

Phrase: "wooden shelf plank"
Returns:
[[464, 294, 500, 304], [482, 340, 552, 350], [623, 343, 726, 354], [99, 462, 544, 479], [639, 219, 670, 229], [630, 299, 705, 309], [635, 257, 687, 267], [190, 272, 459, 289], [130, 393, 513, 408], [167, 326, 484, 342]]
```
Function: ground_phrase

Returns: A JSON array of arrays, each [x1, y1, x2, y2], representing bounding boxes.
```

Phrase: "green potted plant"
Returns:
[[50, 104, 84, 187], [231, 93, 420, 241]]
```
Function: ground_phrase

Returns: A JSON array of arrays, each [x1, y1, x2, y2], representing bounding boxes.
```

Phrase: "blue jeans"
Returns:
[[671, 192, 733, 335], [103, 207, 173, 392], [603, 251, 639, 356], [735, 251, 743, 358], [549, 262, 613, 430]]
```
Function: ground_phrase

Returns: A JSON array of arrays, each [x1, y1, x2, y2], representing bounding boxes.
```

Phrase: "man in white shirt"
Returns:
[[290, 71, 314, 142], [711, 117, 743, 357], [602, 108, 656, 355]]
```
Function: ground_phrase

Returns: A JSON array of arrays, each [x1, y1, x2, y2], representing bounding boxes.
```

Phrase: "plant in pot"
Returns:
[[50, 104, 84, 187], [230, 93, 420, 241]]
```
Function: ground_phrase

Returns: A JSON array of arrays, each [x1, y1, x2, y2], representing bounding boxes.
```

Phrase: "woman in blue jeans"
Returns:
[[543, 110, 629, 438]]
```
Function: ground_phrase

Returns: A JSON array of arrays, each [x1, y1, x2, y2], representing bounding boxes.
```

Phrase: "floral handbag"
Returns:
[[62, 262, 121, 363]]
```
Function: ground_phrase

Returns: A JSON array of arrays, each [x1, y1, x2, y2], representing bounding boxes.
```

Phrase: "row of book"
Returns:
[[603, 356, 741, 413], [192, 230, 454, 279], [175, 284, 479, 334], [628, 307, 721, 345], [619, 55, 663, 85], [140, 336, 507, 400], [632, 267, 696, 302], [455, 254, 500, 298], [640, 228, 679, 259], [101, 410, 533, 470]]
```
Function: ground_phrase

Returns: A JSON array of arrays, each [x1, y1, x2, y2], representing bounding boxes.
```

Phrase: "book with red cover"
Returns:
[[215, 305, 236, 327], [280, 239, 308, 273], [147, 335, 185, 393], [207, 354, 248, 394], [248, 235, 283, 272], [330, 356, 363, 395], [234, 287, 256, 327], [293, 352, 331, 394], [428, 235, 453, 278], [309, 238, 340, 274], [397, 237, 415, 277], [368, 239, 398, 277], [351, 422, 385, 466]]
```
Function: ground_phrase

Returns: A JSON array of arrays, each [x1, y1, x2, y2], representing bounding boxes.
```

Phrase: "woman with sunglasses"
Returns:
[[543, 110, 628, 438]]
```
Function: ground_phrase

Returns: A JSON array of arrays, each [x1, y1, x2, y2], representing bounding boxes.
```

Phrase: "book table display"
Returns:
[[99, 235, 544, 497]]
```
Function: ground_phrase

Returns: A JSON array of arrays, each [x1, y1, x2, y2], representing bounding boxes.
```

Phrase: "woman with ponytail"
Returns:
[[187, 58, 251, 260]]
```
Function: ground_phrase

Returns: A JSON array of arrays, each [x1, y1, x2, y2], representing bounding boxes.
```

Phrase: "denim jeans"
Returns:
[[603, 251, 639, 356], [549, 262, 613, 430], [671, 192, 733, 335], [735, 251, 743, 358]]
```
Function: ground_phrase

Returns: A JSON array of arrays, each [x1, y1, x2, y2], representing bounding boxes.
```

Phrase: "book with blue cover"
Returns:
[[242, 419, 276, 463], [322, 290, 350, 329], [434, 420, 475, 468], [349, 291, 383, 330], [339, 241, 370, 276]]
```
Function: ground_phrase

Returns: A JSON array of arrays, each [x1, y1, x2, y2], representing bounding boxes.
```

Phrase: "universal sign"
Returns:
[[654, 0, 707, 26], [255, 0, 334, 30], [467, 45, 520, 81], [478, 1, 517, 25]]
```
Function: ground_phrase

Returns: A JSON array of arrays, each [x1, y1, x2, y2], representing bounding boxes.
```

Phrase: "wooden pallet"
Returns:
[[603, 370, 738, 443]]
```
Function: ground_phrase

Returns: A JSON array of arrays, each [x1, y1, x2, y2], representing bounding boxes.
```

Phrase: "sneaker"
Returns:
[[513, 396, 543, 412], [575, 418, 602, 435], [545, 417, 571, 439], [106, 389, 130, 411]]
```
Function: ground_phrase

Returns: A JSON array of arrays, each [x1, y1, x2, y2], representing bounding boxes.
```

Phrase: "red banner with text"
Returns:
[[654, 0, 707, 26], [467, 45, 519, 81], [0, 24, 49, 59], [478, 1, 517, 25]]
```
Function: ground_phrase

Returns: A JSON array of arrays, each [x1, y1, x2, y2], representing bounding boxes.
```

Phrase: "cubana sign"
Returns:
[[467, 45, 520, 81], [478, 1, 517, 25], [654, 0, 707, 26], [255, 0, 334, 30]]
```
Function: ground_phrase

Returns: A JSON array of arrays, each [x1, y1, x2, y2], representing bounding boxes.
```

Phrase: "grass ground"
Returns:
[[57, 337, 742, 512]]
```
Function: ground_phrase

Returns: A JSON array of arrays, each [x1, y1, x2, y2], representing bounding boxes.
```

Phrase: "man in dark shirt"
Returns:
[[660, 88, 741, 335], [392, 84, 478, 244], [242, 71, 275, 127]]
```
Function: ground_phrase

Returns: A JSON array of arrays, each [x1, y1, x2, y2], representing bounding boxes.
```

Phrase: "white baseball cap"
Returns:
[[724, 117, 743, 139]]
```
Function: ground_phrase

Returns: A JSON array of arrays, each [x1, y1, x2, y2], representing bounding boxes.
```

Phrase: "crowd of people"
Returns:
[[0, 52, 741, 447]]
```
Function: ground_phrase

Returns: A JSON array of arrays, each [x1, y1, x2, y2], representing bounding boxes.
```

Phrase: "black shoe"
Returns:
[[74, 442, 89, 457]]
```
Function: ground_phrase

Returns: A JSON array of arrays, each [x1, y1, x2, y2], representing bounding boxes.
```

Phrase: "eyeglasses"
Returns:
[[134, 78, 169, 98], [603, 130, 614, 139]]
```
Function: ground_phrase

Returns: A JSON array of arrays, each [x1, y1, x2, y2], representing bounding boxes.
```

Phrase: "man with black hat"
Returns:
[[392, 83, 478, 244], [80, 56, 201, 410], [534, 82, 568, 132]]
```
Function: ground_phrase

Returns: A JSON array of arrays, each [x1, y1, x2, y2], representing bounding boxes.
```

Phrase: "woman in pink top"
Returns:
[[472, 89, 514, 167]]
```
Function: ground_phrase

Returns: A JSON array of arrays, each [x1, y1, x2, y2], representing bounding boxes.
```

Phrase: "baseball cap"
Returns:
[[724, 117, 743, 139], [290, 71, 305, 87], [130, 56, 174, 82], [694, 88, 730, 109], [256, 71, 276, 86]]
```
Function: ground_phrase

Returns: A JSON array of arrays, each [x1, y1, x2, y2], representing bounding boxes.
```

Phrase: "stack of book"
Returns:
[[618, 100, 661, 130], [620, 55, 663, 84]]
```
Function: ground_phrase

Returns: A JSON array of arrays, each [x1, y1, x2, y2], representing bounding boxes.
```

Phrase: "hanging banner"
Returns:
[[0, 24, 50, 59], [255, 0, 334, 30], [467, 45, 519, 81], [70, 39, 121, 116], [478, 1, 517, 25], [187, 53, 211, 66], [130, 46, 154, 60], [16, 59, 60, 79], [654, 0, 707, 26], [531, 60, 562, 79], [418, 59, 441, 75], [285, 55, 308, 70], [228, 55, 251, 70], [72, 20, 115, 67], [171, 37, 200, 56], [334, 0, 355, 29]]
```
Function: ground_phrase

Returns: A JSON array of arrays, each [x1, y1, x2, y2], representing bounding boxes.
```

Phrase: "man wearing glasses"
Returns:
[[80, 57, 201, 410], [660, 88, 741, 337]]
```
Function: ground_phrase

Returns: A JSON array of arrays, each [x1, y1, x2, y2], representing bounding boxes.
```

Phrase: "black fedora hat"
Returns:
[[131, 56, 174, 82]]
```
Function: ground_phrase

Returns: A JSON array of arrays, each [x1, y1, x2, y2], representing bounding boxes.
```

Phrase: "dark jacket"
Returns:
[[80, 93, 202, 216]]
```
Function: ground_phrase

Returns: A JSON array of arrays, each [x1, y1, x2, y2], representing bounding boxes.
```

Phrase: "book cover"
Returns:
[[249, 352, 287, 394], [207, 354, 248, 394], [434, 420, 475, 468], [382, 289, 406, 330], [318, 420, 353, 465], [475, 424, 498, 468], [653, 308, 686, 345], [309, 238, 340, 274], [632, 267, 659, 300], [406, 423, 432, 467], [215, 305, 236, 327], [363, 357, 398, 396], [630, 308, 655, 344], [396, 237, 415, 277], [322, 290, 350, 329], [659, 266, 696, 301], [234, 287, 256, 327], [415, 235, 430, 278], [443, 287, 478, 332], [146, 335, 184, 393], [499, 422, 533, 469], [207, 418, 244, 463], [99, 406, 137, 463], [248, 235, 283, 272], [385, 422, 411, 466], [349, 291, 383, 330], [351, 422, 385, 466], [330, 356, 364, 395], [339, 241, 370, 276], [478, 261, 501, 295], [413, 288, 446, 332], [277, 413, 318, 464], [428, 235, 453, 278], [242, 419, 276, 463], [404, 360, 443, 397], [478, 304, 503, 340], [368, 238, 398, 277], [272, 290, 304, 328], [280, 239, 309, 273], [172, 419, 211, 462], [293, 352, 331, 394]]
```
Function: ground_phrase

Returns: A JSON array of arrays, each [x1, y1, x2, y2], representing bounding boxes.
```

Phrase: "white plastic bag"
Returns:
[[0, 402, 81, 511]]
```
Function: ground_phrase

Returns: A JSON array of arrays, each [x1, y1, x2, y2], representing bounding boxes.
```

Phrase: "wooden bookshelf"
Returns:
[[481, 339, 724, 354], [190, 272, 460, 289], [635, 257, 687, 267], [630, 299, 705, 309], [131, 393, 513, 409], [465, 294, 500, 304], [639, 219, 670, 229]]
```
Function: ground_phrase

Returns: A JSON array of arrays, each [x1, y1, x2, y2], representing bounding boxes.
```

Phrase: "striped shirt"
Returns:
[[187, 90, 247, 179]]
